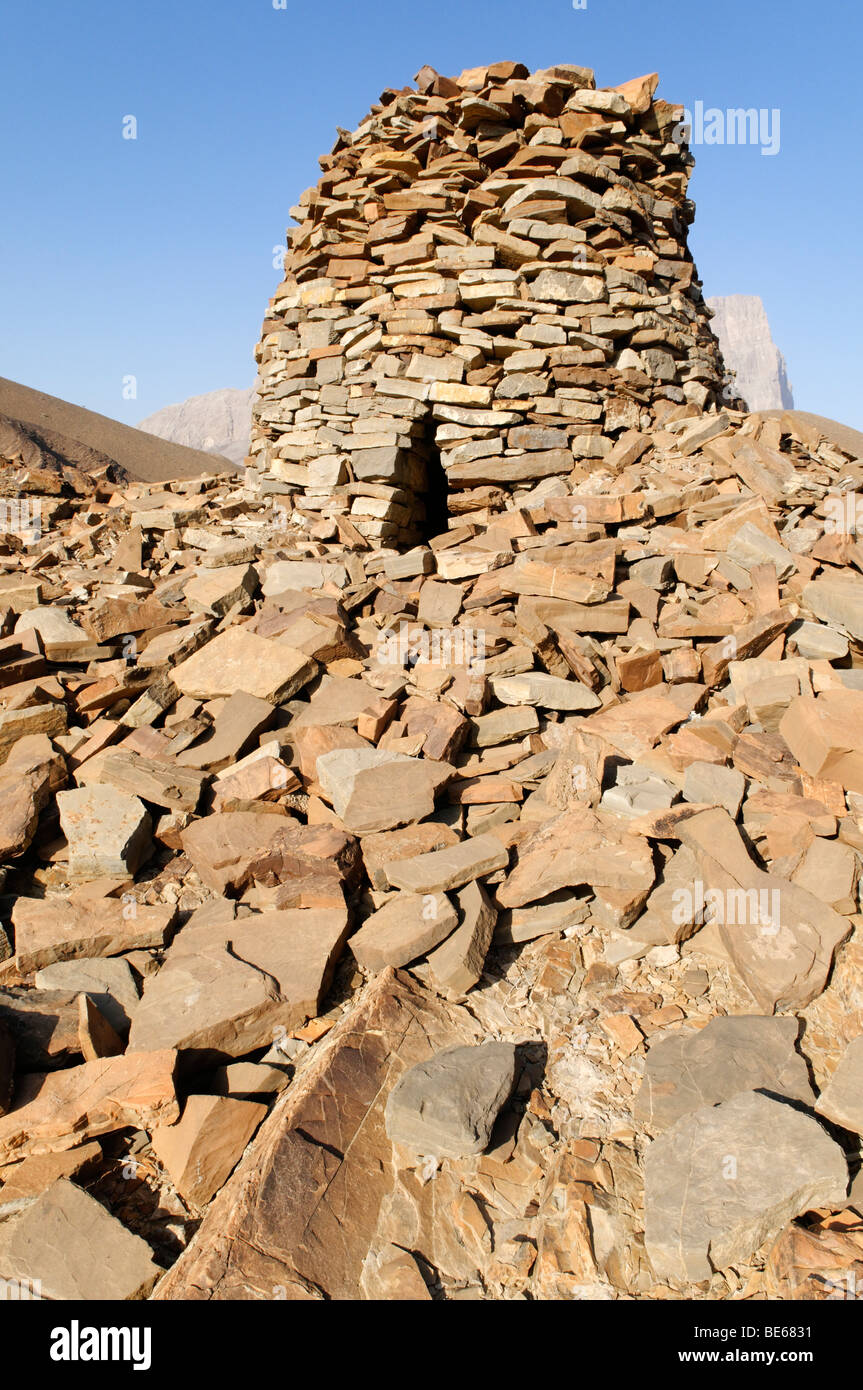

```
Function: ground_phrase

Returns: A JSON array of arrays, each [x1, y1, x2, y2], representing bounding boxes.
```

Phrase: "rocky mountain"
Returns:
[[0, 376, 237, 485], [706, 294, 794, 412], [137, 387, 256, 469]]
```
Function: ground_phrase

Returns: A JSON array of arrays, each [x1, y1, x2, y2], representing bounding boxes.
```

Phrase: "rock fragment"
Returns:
[[152, 1094, 268, 1206], [57, 786, 152, 878], [635, 1015, 814, 1131], [0, 1179, 160, 1300], [644, 1091, 848, 1283], [384, 1041, 518, 1158], [816, 1036, 863, 1135]]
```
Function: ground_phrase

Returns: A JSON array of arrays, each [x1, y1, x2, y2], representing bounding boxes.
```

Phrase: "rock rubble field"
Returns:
[[1, 59, 862, 1302]]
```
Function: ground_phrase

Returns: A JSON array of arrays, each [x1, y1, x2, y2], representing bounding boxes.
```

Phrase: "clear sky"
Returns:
[[1, 0, 860, 428]]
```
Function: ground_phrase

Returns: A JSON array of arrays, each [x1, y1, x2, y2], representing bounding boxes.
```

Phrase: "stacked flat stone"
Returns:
[[249, 60, 739, 549]]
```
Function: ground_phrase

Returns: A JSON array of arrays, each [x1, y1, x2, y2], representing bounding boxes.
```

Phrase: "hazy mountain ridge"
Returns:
[[137, 387, 256, 468], [706, 294, 794, 412]]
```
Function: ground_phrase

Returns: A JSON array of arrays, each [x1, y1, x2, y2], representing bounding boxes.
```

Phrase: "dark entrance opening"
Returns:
[[421, 438, 449, 541]]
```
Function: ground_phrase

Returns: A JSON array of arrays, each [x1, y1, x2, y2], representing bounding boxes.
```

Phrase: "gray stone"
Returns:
[[35, 958, 140, 1034], [385, 1041, 518, 1159], [635, 1015, 814, 1131], [682, 760, 745, 818], [727, 522, 796, 580], [56, 786, 152, 878], [815, 1035, 863, 1134], [644, 1090, 847, 1283]]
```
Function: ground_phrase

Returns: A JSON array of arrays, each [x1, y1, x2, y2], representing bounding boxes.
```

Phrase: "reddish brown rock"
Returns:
[[181, 811, 359, 897], [152, 971, 484, 1300], [152, 1094, 268, 1206], [0, 1049, 179, 1163]]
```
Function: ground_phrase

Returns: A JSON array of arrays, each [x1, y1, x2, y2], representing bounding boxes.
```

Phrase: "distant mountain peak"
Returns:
[[706, 295, 794, 412], [137, 386, 256, 467]]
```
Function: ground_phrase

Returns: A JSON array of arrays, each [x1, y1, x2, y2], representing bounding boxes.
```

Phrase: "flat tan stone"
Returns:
[[128, 909, 350, 1061], [498, 804, 655, 908], [172, 626, 318, 702], [316, 748, 453, 833], [350, 893, 458, 971], [384, 833, 509, 894], [152, 1094, 268, 1206], [0, 1178, 160, 1300], [10, 897, 175, 974]]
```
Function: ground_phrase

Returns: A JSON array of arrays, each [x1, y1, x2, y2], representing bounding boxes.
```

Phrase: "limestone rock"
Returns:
[[128, 909, 350, 1062], [10, 897, 174, 973], [151, 971, 484, 1301], [181, 811, 357, 897], [57, 786, 153, 878], [350, 892, 458, 971], [152, 1094, 268, 1206], [426, 879, 496, 994], [0, 1141, 102, 1211], [0, 1179, 160, 1300], [384, 1041, 517, 1158], [682, 760, 745, 818], [677, 808, 852, 1010], [172, 626, 317, 702], [816, 1035, 863, 1134], [384, 832, 508, 894], [489, 673, 600, 711], [77, 993, 124, 1060], [360, 1242, 431, 1300], [35, 957, 140, 1033], [644, 1091, 847, 1283], [635, 1015, 814, 1131], [0, 1049, 178, 1163], [498, 804, 654, 908], [316, 747, 452, 833]]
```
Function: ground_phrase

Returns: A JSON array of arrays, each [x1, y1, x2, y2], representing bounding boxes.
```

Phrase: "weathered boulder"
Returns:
[[644, 1091, 847, 1283], [384, 1041, 518, 1158], [635, 1015, 814, 1131]]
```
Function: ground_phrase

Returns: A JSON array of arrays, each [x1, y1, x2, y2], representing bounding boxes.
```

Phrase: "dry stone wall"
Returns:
[[249, 61, 739, 549]]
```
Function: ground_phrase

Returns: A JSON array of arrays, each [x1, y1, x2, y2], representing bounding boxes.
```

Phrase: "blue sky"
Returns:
[[1, 0, 860, 428]]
